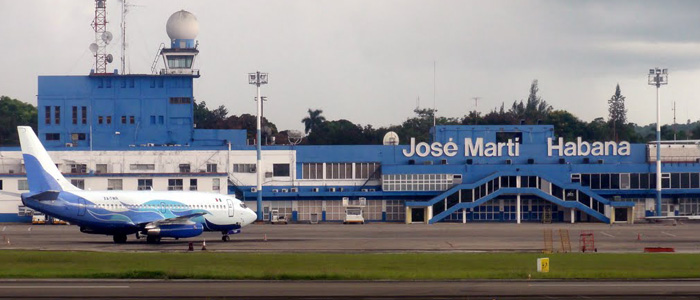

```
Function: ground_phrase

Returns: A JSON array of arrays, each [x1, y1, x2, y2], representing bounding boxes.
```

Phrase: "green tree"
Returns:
[[545, 110, 586, 142], [302, 109, 326, 134], [583, 117, 610, 141], [608, 84, 627, 141], [307, 119, 367, 145], [193, 100, 227, 129], [217, 114, 277, 143], [692, 124, 700, 139], [0, 96, 37, 146]]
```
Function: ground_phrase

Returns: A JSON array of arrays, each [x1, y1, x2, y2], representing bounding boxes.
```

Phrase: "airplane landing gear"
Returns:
[[113, 234, 127, 244], [221, 235, 230, 242]]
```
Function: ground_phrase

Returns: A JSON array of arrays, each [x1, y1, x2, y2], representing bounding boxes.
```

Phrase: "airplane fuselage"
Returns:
[[23, 190, 252, 236]]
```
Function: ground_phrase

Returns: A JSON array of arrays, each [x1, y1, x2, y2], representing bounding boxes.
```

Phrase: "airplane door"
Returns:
[[160, 202, 166, 214], [227, 199, 234, 217], [78, 198, 86, 216]]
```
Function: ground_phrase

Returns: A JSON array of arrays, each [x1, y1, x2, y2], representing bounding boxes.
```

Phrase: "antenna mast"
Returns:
[[472, 97, 481, 125], [121, 0, 126, 74], [433, 61, 436, 127], [91, 0, 113, 74], [673, 101, 677, 140]]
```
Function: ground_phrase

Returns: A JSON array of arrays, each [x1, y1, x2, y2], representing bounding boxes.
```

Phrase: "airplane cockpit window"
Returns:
[[240, 203, 247, 209]]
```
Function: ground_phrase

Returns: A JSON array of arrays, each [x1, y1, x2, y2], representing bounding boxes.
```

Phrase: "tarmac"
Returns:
[[0, 221, 699, 253], [0, 279, 699, 299], [2, 222, 700, 299]]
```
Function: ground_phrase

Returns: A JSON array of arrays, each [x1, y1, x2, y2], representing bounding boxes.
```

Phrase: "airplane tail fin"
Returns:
[[17, 126, 80, 193]]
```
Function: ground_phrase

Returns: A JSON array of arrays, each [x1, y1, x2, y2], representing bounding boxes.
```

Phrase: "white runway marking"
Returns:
[[0, 285, 130, 289], [531, 283, 697, 287], [599, 231, 614, 238], [661, 231, 677, 237]]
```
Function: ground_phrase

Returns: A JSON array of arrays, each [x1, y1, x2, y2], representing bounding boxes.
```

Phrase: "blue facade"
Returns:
[[25, 75, 700, 224], [232, 125, 700, 223], [37, 74, 245, 149]]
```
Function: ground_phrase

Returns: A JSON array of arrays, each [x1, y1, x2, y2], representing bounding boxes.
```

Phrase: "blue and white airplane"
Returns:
[[15, 126, 257, 243]]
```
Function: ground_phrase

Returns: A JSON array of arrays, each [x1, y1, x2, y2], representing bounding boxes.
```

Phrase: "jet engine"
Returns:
[[145, 223, 203, 238]]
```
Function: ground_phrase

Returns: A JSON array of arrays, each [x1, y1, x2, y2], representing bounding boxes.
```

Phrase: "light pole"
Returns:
[[249, 71, 268, 221], [648, 68, 668, 216]]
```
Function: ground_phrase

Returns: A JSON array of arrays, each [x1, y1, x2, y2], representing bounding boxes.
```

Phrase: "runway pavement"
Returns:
[[0, 279, 699, 299], [0, 221, 699, 253]]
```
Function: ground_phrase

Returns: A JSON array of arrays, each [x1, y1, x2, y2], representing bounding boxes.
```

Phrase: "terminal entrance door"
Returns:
[[614, 207, 629, 222], [411, 208, 425, 223]]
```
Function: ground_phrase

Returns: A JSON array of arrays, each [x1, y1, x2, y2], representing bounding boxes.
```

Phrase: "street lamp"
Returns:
[[249, 71, 268, 221], [648, 68, 668, 217]]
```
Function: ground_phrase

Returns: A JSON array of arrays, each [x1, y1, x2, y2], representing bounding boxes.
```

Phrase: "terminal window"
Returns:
[[44, 106, 50, 124], [355, 162, 381, 180], [168, 179, 183, 191], [107, 179, 123, 190], [17, 180, 28, 191], [54, 106, 60, 124], [130, 164, 155, 171], [178, 164, 191, 173], [206, 164, 217, 173], [137, 179, 153, 190], [45, 133, 60, 141], [326, 163, 352, 179], [189, 179, 197, 191], [121, 116, 126, 124], [70, 164, 87, 174], [72, 106, 78, 124], [169, 97, 192, 104], [302, 163, 323, 179], [98, 116, 103, 124], [82, 107, 87, 124], [273, 164, 290, 177], [212, 178, 220, 191], [106, 116, 112, 124], [95, 164, 107, 174], [70, 179, 85, 189], [233, 164, 256, 173]]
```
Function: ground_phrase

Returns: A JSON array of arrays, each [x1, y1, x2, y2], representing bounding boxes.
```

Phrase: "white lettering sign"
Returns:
[[402, 136, 630, 158]]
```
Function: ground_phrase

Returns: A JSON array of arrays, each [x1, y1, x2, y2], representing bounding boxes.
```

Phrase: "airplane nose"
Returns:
[[244, 208, 257, 225]]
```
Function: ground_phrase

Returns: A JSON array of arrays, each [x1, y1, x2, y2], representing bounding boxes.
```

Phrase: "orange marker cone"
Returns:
[[201, 239, 207, 251]]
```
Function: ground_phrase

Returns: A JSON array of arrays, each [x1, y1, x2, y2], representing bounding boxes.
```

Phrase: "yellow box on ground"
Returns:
[[537, 257, 550, 273]]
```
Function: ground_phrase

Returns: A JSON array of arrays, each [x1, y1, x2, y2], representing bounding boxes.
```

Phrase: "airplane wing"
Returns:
[[141, 212, 208, 227]]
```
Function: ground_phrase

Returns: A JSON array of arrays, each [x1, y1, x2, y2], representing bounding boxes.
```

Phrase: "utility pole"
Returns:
[[249, 71, 268, 221], [648, 68, 668, 217], [472, 97, 481, 125]]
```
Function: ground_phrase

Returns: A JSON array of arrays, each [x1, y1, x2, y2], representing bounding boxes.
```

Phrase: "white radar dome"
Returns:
[[383, 131, 400, 145], [166, 10, 199, 40]]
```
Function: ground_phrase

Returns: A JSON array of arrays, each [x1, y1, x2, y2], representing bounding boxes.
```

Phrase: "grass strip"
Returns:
[[1, 251, 699, 280]]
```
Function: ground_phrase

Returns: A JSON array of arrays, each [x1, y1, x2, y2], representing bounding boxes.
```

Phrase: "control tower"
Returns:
[[160, 10, 200, 76]]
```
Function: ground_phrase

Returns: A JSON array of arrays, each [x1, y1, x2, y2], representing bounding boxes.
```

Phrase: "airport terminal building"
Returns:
[[3, 11, 700, 225]]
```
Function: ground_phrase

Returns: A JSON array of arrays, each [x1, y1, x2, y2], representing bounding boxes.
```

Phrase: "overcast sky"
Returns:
[[1, 0, 699, 132]]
